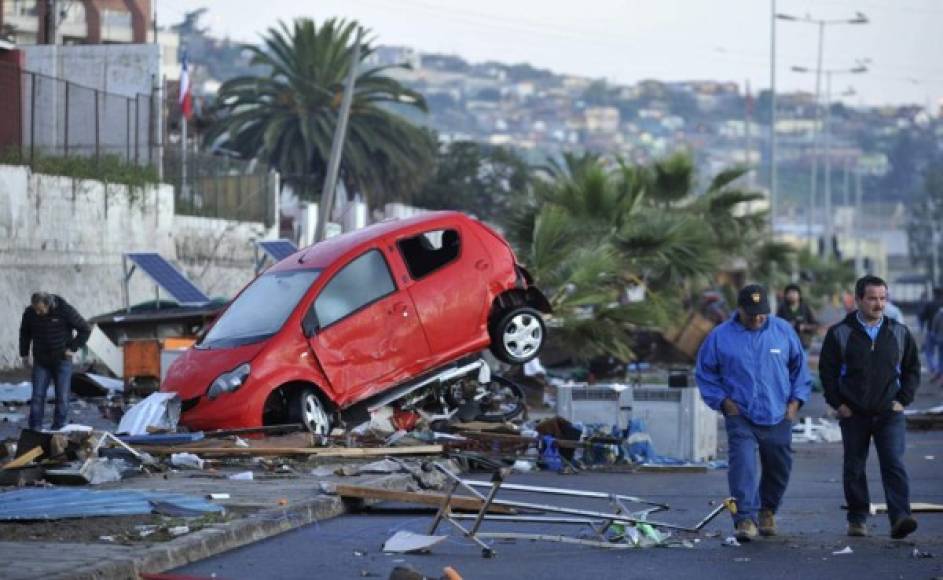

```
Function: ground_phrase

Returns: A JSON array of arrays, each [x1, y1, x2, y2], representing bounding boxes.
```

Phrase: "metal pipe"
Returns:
[[462, 480, 670, 509]]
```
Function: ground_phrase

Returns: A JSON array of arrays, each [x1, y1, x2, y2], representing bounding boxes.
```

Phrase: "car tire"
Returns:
[[289, 387, 332, 435], [489, 306, 545, 365]]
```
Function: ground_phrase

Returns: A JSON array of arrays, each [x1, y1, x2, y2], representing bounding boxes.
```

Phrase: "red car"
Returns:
[[161, 211, 550, 433]]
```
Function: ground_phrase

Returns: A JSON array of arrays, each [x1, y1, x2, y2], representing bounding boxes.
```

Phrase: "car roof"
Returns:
[[268, 210, 474, 272]]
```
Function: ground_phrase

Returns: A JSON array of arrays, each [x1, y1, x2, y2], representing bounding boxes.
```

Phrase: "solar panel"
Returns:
[[125, 253, 210, 305], [257, 239, 298, 262]]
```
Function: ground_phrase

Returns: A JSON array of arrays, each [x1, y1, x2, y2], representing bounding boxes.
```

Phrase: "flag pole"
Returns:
[[181, 115, 188, 204]]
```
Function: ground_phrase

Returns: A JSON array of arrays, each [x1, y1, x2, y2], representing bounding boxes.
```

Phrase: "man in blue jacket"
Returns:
[[696, 284, 811, 541]]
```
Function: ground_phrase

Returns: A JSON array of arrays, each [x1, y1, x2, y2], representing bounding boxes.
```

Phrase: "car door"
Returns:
[[305, 248, 430, 406], [394, 223, 491, 361]]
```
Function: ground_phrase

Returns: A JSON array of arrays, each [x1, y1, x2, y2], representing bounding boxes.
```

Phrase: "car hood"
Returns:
[[161, 341, 267, 400]]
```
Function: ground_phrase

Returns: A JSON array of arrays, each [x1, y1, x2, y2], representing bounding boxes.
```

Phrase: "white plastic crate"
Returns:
[[631, 386, 718, 462], [554, 383, 634, 431]]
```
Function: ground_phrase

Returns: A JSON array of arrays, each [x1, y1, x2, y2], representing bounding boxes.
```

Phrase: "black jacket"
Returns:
[[776, 301, 818, 348], [819, 311, 920, 415], [19, 295, 91, 367]]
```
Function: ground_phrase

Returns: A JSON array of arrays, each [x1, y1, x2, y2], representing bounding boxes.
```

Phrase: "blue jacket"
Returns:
[[696, 313, 811, 425]]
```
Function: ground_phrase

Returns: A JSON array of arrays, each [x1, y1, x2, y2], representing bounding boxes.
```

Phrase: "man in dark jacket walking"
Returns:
[[819, 275, 920, 539], [19, 292, 91, 430]]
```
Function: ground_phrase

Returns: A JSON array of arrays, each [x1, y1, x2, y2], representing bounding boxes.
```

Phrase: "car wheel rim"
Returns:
[[502, 313, 542, 360], [302, 394, 330, 435]]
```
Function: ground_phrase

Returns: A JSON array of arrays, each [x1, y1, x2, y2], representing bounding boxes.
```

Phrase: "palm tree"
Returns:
[[206, 18, 436, 206], [503, 152, 775, 361]]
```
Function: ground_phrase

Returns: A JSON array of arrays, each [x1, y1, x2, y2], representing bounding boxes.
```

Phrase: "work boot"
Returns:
[[847, 522, 869, 537], [734, 519, 758, 542], [890, 516, 917, 539], [758, 509, 777, 536]]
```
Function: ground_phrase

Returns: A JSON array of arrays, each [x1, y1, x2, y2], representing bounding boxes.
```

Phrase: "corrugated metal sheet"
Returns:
[[0, 488, 224, 520]]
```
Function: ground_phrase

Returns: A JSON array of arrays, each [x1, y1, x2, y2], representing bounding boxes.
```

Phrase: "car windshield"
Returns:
[[199, 269, 321, 348]]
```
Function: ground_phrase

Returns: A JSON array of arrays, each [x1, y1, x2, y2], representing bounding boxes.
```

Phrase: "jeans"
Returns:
[[840, 411, 911, 525], [29, 360, 73, 430], [725, 414, 794, 524]]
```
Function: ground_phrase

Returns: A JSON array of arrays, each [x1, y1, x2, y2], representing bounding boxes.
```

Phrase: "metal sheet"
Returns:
[[126, 253, 210, 305], [0, 488, 224, 520]]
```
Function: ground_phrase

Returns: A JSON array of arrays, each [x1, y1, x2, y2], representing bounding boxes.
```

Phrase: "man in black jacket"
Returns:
[[819, 275, 920, 539], [19, 292, 91, 430]]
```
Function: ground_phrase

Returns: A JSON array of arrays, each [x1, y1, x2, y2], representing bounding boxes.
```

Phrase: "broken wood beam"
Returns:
[[1, 446, 43, 470], [335, 484, 516, 514], [134, 445, 444, 458]]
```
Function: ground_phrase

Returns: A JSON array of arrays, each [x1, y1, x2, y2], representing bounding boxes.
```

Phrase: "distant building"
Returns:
[[1, 0, 152, 45]]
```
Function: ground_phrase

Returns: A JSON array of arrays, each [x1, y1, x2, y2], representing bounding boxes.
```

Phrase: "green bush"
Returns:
[[0, 148, 159, 189]]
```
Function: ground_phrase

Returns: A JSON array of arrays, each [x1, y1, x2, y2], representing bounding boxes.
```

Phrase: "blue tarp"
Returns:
[[0, 488, 224, 520]]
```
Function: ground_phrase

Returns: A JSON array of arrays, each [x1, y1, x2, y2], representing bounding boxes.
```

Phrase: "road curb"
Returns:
[[54, 472, 417, 580]]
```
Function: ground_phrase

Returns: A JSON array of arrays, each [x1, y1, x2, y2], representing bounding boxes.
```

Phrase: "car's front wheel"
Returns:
[[289, 387, 332, 435], [489, 306, 545, 364]]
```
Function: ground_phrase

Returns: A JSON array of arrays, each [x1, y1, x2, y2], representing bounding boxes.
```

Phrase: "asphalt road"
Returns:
[[174, 387, 943, 580]]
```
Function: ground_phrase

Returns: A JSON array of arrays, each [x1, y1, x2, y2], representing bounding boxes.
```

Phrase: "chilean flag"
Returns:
[[179, 51, 193, 121]]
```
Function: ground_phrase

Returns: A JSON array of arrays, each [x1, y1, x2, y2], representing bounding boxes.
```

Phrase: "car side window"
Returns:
[[397, 228, 461, 280], [314, 249, 396, 329]]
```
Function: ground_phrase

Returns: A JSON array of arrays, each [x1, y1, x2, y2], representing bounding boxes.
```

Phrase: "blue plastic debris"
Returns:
[[0, 488, 225, 520]]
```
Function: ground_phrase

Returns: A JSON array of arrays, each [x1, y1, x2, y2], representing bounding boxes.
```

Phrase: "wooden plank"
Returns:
[[134, 445, 444, 457], [335, 484, 516, 514], [872, 502, 943, 514], [1, 446, 43, 470]]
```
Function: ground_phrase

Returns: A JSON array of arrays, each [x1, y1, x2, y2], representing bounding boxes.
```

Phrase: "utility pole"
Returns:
[[45, 0, 57, 44], [315, 27, 363, 242]]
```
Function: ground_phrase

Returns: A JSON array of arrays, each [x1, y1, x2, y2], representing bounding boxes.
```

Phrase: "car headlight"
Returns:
[[207, 363, 251, 400]]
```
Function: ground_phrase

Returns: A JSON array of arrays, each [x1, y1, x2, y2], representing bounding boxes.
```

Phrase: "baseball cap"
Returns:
[[737, 284, 771, 316]]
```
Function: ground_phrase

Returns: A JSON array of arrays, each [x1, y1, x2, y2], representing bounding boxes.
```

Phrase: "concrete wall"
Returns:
[[0, 165, 270, 369]]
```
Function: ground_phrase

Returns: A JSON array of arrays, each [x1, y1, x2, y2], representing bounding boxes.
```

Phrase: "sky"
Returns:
[[157, 0, 943, 107]]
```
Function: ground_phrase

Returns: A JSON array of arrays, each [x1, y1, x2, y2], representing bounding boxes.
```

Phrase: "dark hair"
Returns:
[[784, 283, 801, 296], [855, 275, 887, 299], [30, 292, 53, 307]]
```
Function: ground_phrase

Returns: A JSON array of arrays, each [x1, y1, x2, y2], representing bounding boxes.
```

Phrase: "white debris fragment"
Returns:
[[382, 531, 447, 554], [832, 546, 854, 555], [228, 471, 254, 481], [170, 452, 205, 470], [722, 536, 741, 547]]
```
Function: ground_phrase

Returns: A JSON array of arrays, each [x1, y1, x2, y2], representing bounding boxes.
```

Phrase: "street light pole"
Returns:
[[769, 0, 778, 236], [804, 21, 825, 253], [776, 11, 868, 254], [792, 64, 867, 261]]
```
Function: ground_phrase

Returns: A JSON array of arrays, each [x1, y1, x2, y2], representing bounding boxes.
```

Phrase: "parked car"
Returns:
[[161, 211, 550, 433]]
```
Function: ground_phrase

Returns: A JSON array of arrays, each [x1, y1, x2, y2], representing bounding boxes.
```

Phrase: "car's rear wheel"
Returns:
[[489, 306, 545, 364], [289, 387, 332, 435]]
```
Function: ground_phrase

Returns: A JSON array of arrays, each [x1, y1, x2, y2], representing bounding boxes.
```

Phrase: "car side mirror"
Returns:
[[301, 308, 319, 338]]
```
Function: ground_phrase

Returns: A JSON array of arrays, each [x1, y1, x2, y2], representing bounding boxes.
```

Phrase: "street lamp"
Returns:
[[792, 63, 868, 260], [777, 11, 868, 253]]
